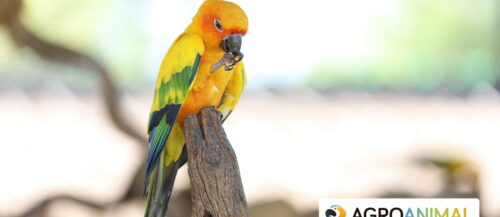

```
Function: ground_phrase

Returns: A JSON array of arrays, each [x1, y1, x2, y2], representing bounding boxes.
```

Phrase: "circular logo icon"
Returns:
[[325, 205, 346, 217]]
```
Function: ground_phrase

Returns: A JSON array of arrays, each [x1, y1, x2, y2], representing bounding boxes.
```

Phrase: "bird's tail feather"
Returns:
[[144, 146, 187, 217]]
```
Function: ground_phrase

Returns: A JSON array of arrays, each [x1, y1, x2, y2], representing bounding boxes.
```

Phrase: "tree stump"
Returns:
[[184, 107, 249, 217]]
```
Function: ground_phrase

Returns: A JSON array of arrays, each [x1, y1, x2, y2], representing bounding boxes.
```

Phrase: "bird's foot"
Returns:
[[214, 109, 224, 120], [211, 51, 244, 72], [204, 106, 224, 120]]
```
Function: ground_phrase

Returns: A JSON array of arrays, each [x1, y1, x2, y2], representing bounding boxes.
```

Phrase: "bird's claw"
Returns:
[[207, 106, 223, 119], [211, 51, 244, 72], [223, 51, 243, 71], [214, 109, 224, 120], [230, 51, 244, 65]]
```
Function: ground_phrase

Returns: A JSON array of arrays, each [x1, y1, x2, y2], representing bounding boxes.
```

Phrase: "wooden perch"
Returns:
[[184, 107, 249, 217]]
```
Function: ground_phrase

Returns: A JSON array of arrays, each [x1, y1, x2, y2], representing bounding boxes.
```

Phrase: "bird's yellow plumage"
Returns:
[[151, 33, 204, 111], [217, 63, 246, 120], [154, 34, 204, 91], [145, 0, 248, 216]]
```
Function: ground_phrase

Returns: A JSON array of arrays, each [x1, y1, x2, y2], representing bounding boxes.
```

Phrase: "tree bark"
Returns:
[[184, 107, 249, 217]]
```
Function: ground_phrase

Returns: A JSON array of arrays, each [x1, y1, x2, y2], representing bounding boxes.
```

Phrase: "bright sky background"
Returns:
[[5, 0, 497, 91], [143, 0, 405, 87]]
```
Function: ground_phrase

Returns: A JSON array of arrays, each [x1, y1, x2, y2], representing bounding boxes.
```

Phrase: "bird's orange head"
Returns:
[[187, 0, 248, 52]]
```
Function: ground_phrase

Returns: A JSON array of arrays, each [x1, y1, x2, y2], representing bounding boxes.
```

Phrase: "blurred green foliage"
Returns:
[[308, 0, 499, 92]]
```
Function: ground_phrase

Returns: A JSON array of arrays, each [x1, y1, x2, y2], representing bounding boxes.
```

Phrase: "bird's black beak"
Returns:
[[220, 34, 244, 63], [211, 34, 244, 72], [220, 34, 242, 54]]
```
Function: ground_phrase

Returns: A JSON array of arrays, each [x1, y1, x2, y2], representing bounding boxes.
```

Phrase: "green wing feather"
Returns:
[[145, 33, 204, 193]]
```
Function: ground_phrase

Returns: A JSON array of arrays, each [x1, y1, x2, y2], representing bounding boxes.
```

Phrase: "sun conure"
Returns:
[[144, 0, 248, 216]]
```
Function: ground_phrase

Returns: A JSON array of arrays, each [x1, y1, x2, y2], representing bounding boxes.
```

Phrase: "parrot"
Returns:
[[144, 0, 248, 216]]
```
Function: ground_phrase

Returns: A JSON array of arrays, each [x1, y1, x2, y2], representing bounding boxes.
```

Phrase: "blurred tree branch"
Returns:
[[0, 0, 147, 145], [0, 0, 147, 216]]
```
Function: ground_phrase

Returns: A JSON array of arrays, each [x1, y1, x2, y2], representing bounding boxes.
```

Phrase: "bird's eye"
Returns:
[[214, 19, 223, 32]]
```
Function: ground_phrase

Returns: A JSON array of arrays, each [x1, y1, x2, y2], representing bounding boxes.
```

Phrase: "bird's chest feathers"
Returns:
[[188, 50, 235, 106]]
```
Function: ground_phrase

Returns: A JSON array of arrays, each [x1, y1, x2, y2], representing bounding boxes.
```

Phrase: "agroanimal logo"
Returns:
[[325, 205, 347, 217]]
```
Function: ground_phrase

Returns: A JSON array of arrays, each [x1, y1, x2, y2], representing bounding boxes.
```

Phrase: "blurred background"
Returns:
[[0, 0, 499, 216]]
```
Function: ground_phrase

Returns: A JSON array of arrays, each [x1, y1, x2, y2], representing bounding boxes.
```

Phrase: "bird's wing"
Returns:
[[146, 33, 204, 187], [217, 62, 246, 122]]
